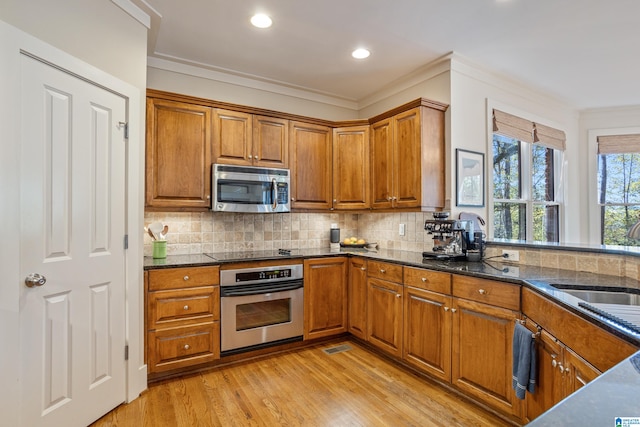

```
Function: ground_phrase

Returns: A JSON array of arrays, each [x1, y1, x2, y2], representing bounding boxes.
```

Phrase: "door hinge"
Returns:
[[124, 234, 128, 250], [124, 345, 129, 361], [118, 121, 129, 139]]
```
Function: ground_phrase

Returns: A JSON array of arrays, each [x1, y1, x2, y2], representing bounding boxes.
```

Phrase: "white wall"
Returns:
[[448, 56, 582, 243]]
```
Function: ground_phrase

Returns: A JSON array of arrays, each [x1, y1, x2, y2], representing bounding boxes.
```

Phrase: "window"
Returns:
[[597, 134, 640, 246], [491, 110, 565, 243]]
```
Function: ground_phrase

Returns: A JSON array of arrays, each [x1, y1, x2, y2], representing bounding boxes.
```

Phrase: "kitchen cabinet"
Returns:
[[303, 257, 348, 340], [146, 266, 220, 377], [451, 275, 522, 418], [403, 267, 452, 382], [367, 260, 403, 357], [332, 125, 370, 210], [370, 104, 446, 210], [348, 257, 368, 340], [145, 97, 212, 210], [521, 323, 601, 423], [213, 109, 289, 168], [289, 121, 333, 209]]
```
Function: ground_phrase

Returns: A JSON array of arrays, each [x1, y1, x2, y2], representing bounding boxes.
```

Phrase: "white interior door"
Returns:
[[19, 52, 127, 427]]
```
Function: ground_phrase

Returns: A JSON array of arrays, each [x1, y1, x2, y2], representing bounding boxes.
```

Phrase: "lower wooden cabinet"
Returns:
[[303, 257, 348, 340], [348, 257, 368, 340], [367, 277, 403, 358], [146, 265, 220, 375]]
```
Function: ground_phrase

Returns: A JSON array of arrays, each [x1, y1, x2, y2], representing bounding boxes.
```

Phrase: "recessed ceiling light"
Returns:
[[352, 48, 370, 59], [250, 13, 272, 28]]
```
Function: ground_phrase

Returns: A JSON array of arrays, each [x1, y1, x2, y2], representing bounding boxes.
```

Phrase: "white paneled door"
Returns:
[[19, 53, 127, 426]]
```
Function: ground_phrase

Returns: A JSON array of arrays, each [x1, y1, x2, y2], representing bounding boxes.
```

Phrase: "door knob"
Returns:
[[25, 273, 47, 288]]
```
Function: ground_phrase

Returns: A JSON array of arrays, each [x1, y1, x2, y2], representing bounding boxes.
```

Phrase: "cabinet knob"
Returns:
[[255, 155, 259, 160], [333, 199, 337, 203], [552, 359, 557, 368], [360, 267, 366, 271], [396, 293, 401, 298], [291, 197, 295, 201], [451, 308, 457, 313], [206, 195, 211, 199], [392, 196, 397, 201], [444, 306, 449, 312], [380, 269, 386, 273], [183, 305, 190, 311], [184, 344, 190, 350], [248, 155, 253, 159], [478, 289, 486, 295], [558, 363, 565, 374], [421, 277, 427, 282], [183, 275, 190, 281]]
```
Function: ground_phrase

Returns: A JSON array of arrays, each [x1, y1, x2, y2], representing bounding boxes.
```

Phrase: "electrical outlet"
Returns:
[[502, 249, 520, 262], [399, 223, 405, 236], [503, 266, 520, 277]]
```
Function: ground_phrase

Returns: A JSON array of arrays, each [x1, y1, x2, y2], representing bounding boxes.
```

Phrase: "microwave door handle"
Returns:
[[271, 178, 277, 210]]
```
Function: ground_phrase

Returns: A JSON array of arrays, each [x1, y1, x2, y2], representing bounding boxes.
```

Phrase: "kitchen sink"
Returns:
[[550, 284, 640, 306]]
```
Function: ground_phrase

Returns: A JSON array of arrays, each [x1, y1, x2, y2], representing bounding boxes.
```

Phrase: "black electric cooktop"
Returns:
[[204, 248, 299, 262]]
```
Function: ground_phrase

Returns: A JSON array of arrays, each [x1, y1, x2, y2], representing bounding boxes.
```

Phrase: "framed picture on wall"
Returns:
[[456, 149, 485, 207]]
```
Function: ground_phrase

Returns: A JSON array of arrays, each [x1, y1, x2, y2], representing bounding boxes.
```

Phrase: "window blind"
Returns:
[[493, 109, 533, 143], [492, 109, 566, 151], [597, 134, 640, 154]]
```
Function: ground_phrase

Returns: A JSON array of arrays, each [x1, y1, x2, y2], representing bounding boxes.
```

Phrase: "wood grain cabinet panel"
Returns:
[[332, 125, 370, 209], [367, 277, 403, 357], [367, 260, 403, 283], [289, 121, 333, 209], [404, 267, 451, 294], [303, 257, 348, 340], [452, 274, 520, 311], [253, 115, 289, 167], [348, 257, 368, 340], [147, 265, 220, 376], [145, 97, 212, 210]]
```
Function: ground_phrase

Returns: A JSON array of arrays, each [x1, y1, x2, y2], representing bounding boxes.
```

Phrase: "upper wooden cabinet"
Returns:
[[332, 125, 370, 210], [289, 121, 333, 209], [145, 97, 212, 210], [370, 104, 446, 210], [213, 109, 289, 168]]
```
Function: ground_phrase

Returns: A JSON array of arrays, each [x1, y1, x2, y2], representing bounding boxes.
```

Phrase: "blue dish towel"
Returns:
[[512, 322, 537, 400]]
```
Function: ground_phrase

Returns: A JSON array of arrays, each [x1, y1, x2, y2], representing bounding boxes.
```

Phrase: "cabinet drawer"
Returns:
[[368, 260, 403, 283], [148, 286, 220, 330], [452, 275, 520, 311], [404, 267, 451, 294], [148, 322, 220, 373], [148, 266, 219, 291]]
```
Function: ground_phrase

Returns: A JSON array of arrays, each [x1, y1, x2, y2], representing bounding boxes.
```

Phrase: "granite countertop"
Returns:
[[144, 247, 640, 421]]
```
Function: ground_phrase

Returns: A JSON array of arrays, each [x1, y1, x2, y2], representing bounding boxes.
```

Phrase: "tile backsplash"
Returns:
[[143, 211, 437, 256]]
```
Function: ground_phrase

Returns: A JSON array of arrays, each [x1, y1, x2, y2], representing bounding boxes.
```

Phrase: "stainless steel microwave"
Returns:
[[212, 164, 290, 213]]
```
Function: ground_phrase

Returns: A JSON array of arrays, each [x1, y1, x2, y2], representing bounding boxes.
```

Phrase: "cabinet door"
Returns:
[[420, 105, 445, 210], [253, 115, 289, 168], [212, 109, 252, 165], [370, 118, 394, 209], [348, 258, 368, 340], [393, 107, 422, 208], [367, 278, 403, 357], [303, 257, 348, 340], [403, 286, 452, 382], [452, 298, 521, 418], [289, 121, 332, 209], [333, 125, 370, 210], [564, 348, 600, 395], [524, 330, 565, 423], [145, 98, 212, 209]]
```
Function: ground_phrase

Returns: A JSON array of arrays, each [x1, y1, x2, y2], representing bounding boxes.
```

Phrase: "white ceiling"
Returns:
[[139, 0, 640, 110]]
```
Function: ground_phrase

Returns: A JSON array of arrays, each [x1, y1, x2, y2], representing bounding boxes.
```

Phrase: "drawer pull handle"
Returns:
[[183, 275, 190, 281], [421, 277, 427, 282], [184, 344, 190, 350], [478, 289, 486, 295], [451, 308, 457, 313], [183, 305, 190, 311], [380, 269, 386, 273]]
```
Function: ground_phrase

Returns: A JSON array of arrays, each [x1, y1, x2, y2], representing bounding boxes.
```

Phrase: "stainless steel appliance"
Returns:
[[219, 263, 303, 354], [423, 213, 485, 260], [212, 163, 290, 213]]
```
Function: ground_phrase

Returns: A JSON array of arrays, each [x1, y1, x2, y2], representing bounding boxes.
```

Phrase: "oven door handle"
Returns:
[[221, 281, 303, 297]]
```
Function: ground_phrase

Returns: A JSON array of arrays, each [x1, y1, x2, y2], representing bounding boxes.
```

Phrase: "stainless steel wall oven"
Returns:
[[219, 263, 303, 355]]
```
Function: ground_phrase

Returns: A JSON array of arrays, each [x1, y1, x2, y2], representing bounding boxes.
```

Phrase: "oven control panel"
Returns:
[[220, 264, 303, 286]]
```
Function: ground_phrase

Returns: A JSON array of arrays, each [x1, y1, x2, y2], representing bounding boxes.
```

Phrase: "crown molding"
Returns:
[[110, 0, 150, 28]]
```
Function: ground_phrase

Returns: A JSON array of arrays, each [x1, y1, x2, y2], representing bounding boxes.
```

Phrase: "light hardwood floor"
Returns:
[[91, 340, 512, 426]]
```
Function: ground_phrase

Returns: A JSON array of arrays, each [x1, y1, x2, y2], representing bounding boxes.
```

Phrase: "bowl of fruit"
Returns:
[[340, 236, 367, 248]]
